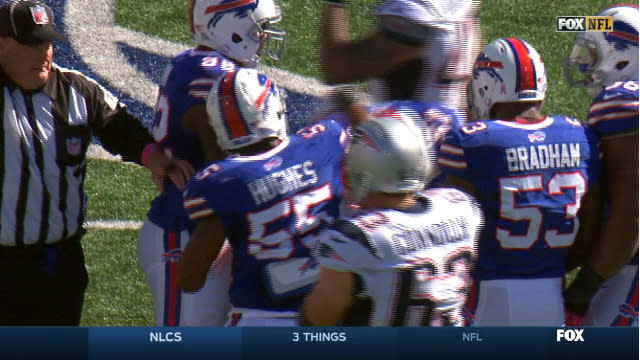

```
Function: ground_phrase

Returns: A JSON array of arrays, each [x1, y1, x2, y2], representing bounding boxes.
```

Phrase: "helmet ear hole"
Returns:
[[615, 60, 629, 71], [232, 33, 243, 43]]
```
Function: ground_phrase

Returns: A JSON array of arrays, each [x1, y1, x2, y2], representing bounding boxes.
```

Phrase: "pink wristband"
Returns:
[[141, 143, 161, 166]]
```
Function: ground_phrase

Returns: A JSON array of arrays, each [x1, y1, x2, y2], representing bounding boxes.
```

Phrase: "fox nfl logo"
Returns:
[[556, 16, 613, 32]]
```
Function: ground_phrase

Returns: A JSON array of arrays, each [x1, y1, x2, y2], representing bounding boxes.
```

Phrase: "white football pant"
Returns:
[[465, 277, 564, 326], [137, 220, 232, 326], [584, 264, 638, 327]]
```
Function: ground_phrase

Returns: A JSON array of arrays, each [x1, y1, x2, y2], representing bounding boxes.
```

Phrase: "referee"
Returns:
[[0, 0, 192, 325]]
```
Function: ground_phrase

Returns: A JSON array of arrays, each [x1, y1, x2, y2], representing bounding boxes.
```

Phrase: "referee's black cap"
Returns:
[[0, 0, 66, 45]]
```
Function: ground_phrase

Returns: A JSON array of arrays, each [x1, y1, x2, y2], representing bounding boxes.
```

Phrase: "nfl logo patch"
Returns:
[[66, 137, 82, 156], [30, 5, 50, 25]]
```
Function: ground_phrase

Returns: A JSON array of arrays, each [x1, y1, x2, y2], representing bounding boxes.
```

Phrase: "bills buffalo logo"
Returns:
[[30, 5, 50, 25], [66, 137, 83, 156], [618, 303, 638, 321], [605, 20, 639, 51], [162, 248, 183, 263], [528, 131, 546, 143], [264, 156, 283, 171], [473, 53, 504, 83], [205, 0, 256, 28]]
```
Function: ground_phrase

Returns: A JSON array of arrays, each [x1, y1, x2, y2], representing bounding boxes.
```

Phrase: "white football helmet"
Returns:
[[207, 68, 287, 151], [190, 0, 286, 67], [564, 4, 639, 97], [469, 38, 547, 121], [346, 114, 431, 203]]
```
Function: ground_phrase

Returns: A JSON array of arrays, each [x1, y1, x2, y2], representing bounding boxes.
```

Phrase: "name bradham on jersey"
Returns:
[[315, 189, 482, 326], [437, 115, 601, 280], [148, 49, 238, 231], [371, 0, 480, 113], [183, 119, 349, 311]]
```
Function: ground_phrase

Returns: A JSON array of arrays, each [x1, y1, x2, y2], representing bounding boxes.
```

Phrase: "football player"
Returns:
[[137, 0, 285, 326], [438, 38, 601, 326], [563, 3, 639, 327], [320, 0, 482, 117], [177, 68, 350, 326], [300, 115, 482, 326]]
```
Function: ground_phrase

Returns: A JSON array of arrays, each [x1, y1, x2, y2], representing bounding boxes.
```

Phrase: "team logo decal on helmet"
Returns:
[[469, 38, 547, 120]]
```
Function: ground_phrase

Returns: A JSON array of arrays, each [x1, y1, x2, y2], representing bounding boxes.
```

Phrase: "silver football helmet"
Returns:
[[346, 114, 431, 203], [189, 0, 286, 67], [564, 4, 639, 97]]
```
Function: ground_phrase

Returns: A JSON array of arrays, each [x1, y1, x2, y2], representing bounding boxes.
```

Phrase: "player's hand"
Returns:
[[146, 152, 195, 192]]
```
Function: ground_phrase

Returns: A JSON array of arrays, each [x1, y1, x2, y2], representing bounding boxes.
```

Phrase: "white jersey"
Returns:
[[315, 188, 482, 326], [371, 0, 481, 114]]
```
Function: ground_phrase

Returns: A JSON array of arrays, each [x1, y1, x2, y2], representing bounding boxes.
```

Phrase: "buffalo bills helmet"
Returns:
[[469, 38, 547, 121], [189, 0, 286, 67], [206, 68, 287, 151], [564, 4, 639, 97]]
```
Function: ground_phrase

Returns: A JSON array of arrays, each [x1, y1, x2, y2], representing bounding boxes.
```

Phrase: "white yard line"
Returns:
[[85, 220, 143, 230]]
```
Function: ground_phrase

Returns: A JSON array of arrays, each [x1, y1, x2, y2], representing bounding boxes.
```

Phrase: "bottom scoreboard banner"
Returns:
[[0, 327, 636, 360]]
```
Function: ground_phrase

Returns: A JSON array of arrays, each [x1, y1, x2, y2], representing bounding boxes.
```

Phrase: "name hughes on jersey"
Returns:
[[248, 161, 319, 205], [505, 143, 581, 172]]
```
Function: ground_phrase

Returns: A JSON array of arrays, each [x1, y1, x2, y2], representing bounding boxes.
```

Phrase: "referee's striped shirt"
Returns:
[[0, 64, 154, 247]]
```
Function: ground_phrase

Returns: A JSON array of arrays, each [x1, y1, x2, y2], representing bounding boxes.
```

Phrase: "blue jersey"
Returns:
[[147, 49, 239, 231], [438, 115, 601, 280], [184, 119, 349, 311]]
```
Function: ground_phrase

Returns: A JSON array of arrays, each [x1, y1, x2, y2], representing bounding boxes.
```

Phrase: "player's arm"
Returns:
[[177, 214, 226, 292], [182, 104, 227, 163], [320, 3, 421, 84], [588, 134, 639, 277], [566, 178, 604, 271], [565, 134, 638, 317], [300, 267, 356, 326]]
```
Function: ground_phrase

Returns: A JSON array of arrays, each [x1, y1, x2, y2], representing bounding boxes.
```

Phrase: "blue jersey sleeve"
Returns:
[[296, 118, 350, 155], [437, 126, 471, 179], [183, 162, 244, 222], [588, 81, 639, 139]]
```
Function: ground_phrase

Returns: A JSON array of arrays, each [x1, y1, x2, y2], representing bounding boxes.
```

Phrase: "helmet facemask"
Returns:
[[564, 4, 639, 97]]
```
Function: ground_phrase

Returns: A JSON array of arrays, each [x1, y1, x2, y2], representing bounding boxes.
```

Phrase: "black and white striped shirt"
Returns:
[[0, 64, 154, 247]]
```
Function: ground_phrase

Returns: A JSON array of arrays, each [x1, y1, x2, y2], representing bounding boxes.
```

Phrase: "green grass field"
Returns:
[[82, 0, 612, 325]]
